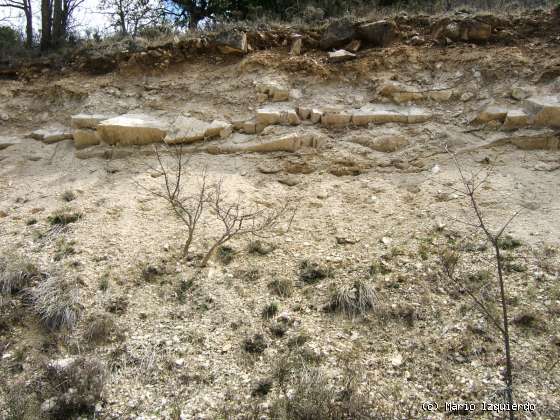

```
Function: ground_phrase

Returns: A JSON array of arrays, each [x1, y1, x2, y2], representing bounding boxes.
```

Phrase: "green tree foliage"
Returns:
[[0, 25, 20, 51]]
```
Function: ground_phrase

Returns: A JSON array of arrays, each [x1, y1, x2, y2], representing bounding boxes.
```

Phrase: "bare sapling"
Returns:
[[146, 145, 211, 258], [200, 179, 296, 267], [437, 148, 520, 420]]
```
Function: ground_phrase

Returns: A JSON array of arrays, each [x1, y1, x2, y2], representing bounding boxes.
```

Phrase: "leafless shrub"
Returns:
[[435, 148, 521, 418], [325, 279, 377, 318], [61, 190, 77, 202], [0, 253, 41, 297], [30, 274, 81, 330], [47, 208, 82, 226], [143, 145, 295, 266], [142, 145, 210, 258], [299, 259, 330, 284], [200, 180, 295, 267]]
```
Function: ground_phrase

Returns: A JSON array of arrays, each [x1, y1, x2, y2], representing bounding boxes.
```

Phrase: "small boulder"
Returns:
[[503, 110, 529, 130], [31, 128, 73, 144], [255, 80, 290, 102], [97, 114, 167, 145], [524, 96, 560, 127], [164, 116, 209, 144], [320, 19, 356, 50], [476, 105, 509, 123], [214, 31, 248, 54], [357, 20, 398, 47], [205, 120, 233, 139], [328, 49, 356, 63]]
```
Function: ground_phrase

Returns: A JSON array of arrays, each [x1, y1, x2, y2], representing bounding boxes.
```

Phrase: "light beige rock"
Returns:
[[310, 109, 323, 124], [297, 107, 312, 120], [524, 96, 560, 127], [503, 110, 529, 130], [242, 120, 257, 134], [256, 108, 301, 126], [407, 108, 432, 123], [31, 128, 73, 144], [0, 136, 20, 150], [255, 80, 290, 102], [328, 49, 356, 63], [427, 89, 454, 102], [322, 106, 352, 126], [73, 129, 101, 149], [351, 108, 408, 125], [370, 135, 409, 152], [378, 80, 423, 103], [164, 116, 209, 144], [98, 114, 167, 145], [476, 105, 508, 123], [486, 129, 560, 150], [208, 131, 326, 154], [206, 120, 233, 139], [71, 114, 110, 129]]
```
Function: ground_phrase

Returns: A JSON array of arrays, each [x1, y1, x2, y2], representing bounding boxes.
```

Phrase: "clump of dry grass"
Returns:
[[30, 274, 81, 330], [47, 209, 82, 226], [325, 279, 377, 318], [43, 356, 106, 417], [268, 278, 293, 297], [262, 302, 279, 319], [243, 333, 268, 353], [0, 253, 41, 297], [83, 312, 116, 344], [247, 240, 275, 255], [61, 190, 77, 202], [299, 259, 330, 284]]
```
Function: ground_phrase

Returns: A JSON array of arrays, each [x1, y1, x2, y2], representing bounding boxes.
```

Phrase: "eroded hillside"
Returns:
[[1, 10, 560, 419]]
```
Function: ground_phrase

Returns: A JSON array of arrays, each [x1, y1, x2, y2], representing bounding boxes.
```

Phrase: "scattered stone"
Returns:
[[434, 18, 491, 42], [74, 129, 101, 149], [410, 35, 425, 46], [511, 86, 530, 100], [98, 114, 167, 145], [524, 96, 560, 127], [297, 106, 312, 120], [278, 175, 300, 186], [0, 136, 20, 150], [391, 353, 403, 367], [70, 114, 109, 129], [503, 109, 529, 130], [357, 20, 398, 47], [320, 18, 356, 50], [310, 109, 323, 124], [214, 30, 248, 54], [460, 92, 475, 102], [31, 128, 73, 144], [369, 135, 409, 152], [0, 210, 7, 218], [534, 162, 560, 172], [336, 236, 359, 245], [258, 163, 282, 174], [242, 120, 257, 134], [328, 49, 356, 63], [255, 80, 290, 102]]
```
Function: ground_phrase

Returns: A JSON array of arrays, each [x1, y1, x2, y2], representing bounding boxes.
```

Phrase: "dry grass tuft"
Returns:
[[83, 312, 116, 344], [30, 274, 81, 330], [299, 259, 330, 284], [326, 279, 377, 318], [0, 253, 41, 297]]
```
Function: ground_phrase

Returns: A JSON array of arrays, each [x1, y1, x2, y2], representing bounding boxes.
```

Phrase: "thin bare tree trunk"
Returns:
[[40, 0, 52, 51], [24, 0, 33, 48]]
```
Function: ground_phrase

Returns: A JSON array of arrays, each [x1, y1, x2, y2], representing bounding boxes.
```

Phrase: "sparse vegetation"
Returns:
[[61, 190, 77, 202], [261, 301, 279, 319], [53, 238, 76, 261], [243, 333, 268, 354], [47, 209, 82, 226], [247, 239, 275, 255], [30, 274, 81, 330], [326, 279, 377, 318], [0, 254, 41, 297], [83, 312, 116, 344], [268, 278, 293, 297], [299, 259, 329, 284], [216, 245, 235, 265]]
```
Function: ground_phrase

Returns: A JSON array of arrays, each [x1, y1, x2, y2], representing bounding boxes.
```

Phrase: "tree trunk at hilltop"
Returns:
[[40, 0, 53, 51], [52, 0, 63, 47], [24, 0, 33, 48]]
